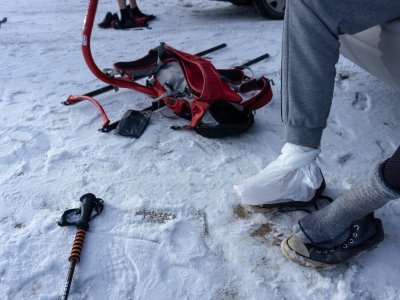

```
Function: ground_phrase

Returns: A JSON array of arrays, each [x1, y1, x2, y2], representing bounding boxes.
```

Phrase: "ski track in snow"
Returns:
[[1, 0, 400, 299]]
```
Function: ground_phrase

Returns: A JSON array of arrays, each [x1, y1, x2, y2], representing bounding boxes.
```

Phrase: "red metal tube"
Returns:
[[81, 0, 158, 96]]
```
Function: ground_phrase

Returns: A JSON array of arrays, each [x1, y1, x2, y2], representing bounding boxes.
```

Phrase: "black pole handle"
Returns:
[[77, 193, 97, 230], [57, 208, 81, 227], [58, 193, 104, 229]]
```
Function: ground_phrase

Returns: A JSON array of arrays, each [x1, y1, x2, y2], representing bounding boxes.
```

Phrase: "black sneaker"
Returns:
[[98, 12, 119, 29], [281, 216, 384, 268]]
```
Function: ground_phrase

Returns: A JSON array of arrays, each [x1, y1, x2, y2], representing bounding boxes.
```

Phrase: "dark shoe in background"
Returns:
[[128, 5, 156, 22], [112, 17, 147, 30], [98, 12, 119, 29]]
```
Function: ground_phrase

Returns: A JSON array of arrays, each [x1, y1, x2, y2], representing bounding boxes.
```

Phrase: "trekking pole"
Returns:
[[239, 53, 270, 68], [194, 43, 227, 57], [63, 43, 228, 101], [58, 193, 104, 300]]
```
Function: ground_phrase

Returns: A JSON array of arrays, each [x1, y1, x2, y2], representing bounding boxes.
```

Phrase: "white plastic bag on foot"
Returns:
[[234, 143, 323, 205]]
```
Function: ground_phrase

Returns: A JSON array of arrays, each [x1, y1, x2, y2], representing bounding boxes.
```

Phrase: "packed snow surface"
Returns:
[[1, 0, 400, 299]]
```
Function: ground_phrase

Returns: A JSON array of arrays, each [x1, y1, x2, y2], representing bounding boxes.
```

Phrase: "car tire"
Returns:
[[230, 0, 252, 5], [252, 0, 285, 19]]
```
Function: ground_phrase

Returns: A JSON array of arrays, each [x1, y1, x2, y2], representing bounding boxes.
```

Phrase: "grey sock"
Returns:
[[299, 163, 400, 247], [292, 224, 312, 244]]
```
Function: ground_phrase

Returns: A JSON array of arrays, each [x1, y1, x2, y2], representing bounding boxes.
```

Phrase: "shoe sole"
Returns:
[[260, 176, 326, 210], [280, 238, 330, 269]]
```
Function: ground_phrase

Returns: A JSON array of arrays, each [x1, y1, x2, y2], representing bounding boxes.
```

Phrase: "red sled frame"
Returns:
[[63, 0, 228, 130]]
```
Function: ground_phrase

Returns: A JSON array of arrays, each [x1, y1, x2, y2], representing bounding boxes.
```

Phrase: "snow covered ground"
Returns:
[[1, 0, 400, 299]]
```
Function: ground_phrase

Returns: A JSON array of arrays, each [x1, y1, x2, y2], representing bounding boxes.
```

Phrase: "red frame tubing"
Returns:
[[82, 0, 158, 97], [66, 95, 111, 128]]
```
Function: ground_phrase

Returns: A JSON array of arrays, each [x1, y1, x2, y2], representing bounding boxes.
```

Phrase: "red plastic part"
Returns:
[[163, 44, 242, 104], [240, 78, 273, 110], [66, 95, 110, 128]]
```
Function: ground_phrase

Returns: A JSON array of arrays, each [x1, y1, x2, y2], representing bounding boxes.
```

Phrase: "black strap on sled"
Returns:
[[113, 43, 229, 80]]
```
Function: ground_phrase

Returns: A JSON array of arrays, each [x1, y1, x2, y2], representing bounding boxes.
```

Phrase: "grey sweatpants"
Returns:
[[282, 0, 400, 147]]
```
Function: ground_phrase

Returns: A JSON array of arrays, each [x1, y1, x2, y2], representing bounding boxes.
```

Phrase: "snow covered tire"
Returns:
[[230, 0, 252, 5], [252, 0, 285, 19]]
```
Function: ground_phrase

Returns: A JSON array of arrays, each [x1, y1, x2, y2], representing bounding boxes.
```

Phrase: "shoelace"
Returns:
[[315, 224, 360, 254]]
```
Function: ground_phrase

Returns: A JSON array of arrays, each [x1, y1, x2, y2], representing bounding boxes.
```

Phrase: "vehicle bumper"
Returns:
[[340, 18, 400, 91]]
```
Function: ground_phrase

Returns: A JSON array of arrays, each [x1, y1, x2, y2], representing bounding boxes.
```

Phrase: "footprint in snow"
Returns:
[[8, 90, 29, 104], [335, 71, 351, 91], [375, 140, 393, 158], [337, 153, 354, 165], [352, 92, 371, 111], [2, 127, 51, 178], [168, 219, 208, 261], [328, 116, 354, 139]]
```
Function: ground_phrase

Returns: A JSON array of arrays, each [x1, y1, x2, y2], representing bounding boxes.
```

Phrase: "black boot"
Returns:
[[281, 215, 384, 268], [129, 5, 156, 21], [98, 12, 119, 29], [113, 8, 148, 29]]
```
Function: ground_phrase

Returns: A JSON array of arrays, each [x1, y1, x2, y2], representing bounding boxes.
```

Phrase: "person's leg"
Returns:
[[128, 0, 137, 9], [117, 0, 128, 9], [282, 0, 400, 148], [113, 0, 149, 29], [117, 0, 130, 21], [234, 0, 400, 207], [383, 146, 400, 191], [299, 146, 400, 247]]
